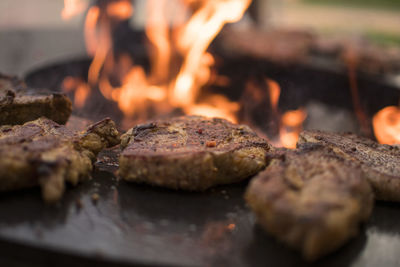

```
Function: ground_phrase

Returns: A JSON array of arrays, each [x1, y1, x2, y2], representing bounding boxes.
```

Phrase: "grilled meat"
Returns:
[[0, 73, 72, 125], [119, 116, 270, 190], [0, 117, 120, 203], [245, 144, 374, 261], [298, 130, 400, 202]]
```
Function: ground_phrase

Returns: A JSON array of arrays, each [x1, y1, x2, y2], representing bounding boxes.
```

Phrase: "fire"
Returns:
[[185, 94, 240, 123], [263, 79, 307, 148], [61, 0, 251, 124], [111, 67, 167, 117], [62, 77, 90, 108], [106, 1, 133, 19], [61, 0, 309, 147], [280, 109, 307, 149], [373, 106, 400, 145], [84, 6, 101, 57], [145, 0, 171, 84], [171, 0, 251, 106], [227, 223, 236, 231], [282, 109, 307, 127]]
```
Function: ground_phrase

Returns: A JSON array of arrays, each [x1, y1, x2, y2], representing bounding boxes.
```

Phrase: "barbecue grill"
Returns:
[[0, 0, 400, 266]]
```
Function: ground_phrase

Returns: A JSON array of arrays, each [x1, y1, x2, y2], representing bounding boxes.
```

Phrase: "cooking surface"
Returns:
[[0, 148, 399, 267], [1, 54, 400, 267]]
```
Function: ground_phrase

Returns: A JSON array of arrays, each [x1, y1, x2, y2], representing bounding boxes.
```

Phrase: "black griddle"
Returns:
[[0, 148, 400, 267], [1, 56, 399, 267]]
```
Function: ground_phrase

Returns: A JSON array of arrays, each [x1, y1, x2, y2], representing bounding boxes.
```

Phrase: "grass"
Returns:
[[302, 0, 400, 11], [364, 31, 400, 47]]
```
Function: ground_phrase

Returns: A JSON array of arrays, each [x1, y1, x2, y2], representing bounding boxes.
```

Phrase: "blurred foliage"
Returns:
[[303, 0, 400, 10], [365, 31, 400, 47]]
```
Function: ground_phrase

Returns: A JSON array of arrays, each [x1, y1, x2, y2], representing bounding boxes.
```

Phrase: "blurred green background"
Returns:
[[273, 0, 400, 47], [303, 0, 400, 10]]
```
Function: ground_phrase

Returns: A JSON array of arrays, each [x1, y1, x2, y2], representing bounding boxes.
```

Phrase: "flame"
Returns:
[[242, 78, 306, 148], [373, 106, 400, 145], [227, 223, 236, 231], [145, 0, 171, 84], [61, 0, 308, 148], [266, 79, 280, 113], [111, 67, 167, 117], [85, 1, 133, 85], [185, 94, 240, 123], [282, 109, 307, 128], [280, 109, 307, 148], [264, 79, 307, 148], [62, 77, 90, 108], [84, 6, 101, 56], [64, 1, 131, 107], [61, 0, 88, 20], [74, 83, 91, 108], [62, 0, 251, 124], [87, 23, 111, 86], [171, 0, 251, 106], [106, 0, 133, 19]]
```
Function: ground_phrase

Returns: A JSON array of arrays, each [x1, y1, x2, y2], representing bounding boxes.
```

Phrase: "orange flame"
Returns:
[[74, 83, 91, 108], [61, 0, 308, 147], [227, 223, 236, 231], [84, 6, 101, 56], [62, 77, 90, 108], [107, 0, 133, 19], [111, 67, 167, 117], [264, 78, 307, 148], [185, 94, 240, 123], [61, 0, 88, 20], [171, 0, 251, 106], [64, 1, 132, 108], [145, 0, 171, 84], [62, 0, 251, 124], [266, 79, 280, 113], [280, 109, 307, 148], [87, 20, 111, 86], [373, 106, 400, 145]]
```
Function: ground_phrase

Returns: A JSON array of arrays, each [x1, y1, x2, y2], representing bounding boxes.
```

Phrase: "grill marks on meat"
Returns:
[[119, 116, 270, 190], [0, 73, 72, 125], [298, 130, 400, 202], [245, 145, 374, 261], [0, 117, 120, 203]]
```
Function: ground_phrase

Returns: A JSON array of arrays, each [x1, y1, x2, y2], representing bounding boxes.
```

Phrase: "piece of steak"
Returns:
[[119, 115, 270, 190], [0, 73, 72, 125], [0, 117, 120, 203], [298, 130, 400, 202], [245, 144, 374, 261]]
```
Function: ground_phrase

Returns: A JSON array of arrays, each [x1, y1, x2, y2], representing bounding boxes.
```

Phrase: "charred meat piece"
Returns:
[[245, 145, 374, 261], [298, 130, 400, 202], [119, 116, 270, 190], [0, 117, 120, 203], [0, 73, 72, 125]]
